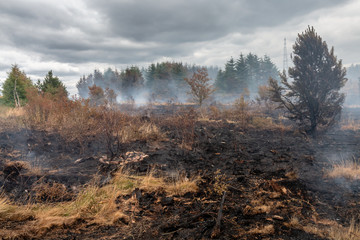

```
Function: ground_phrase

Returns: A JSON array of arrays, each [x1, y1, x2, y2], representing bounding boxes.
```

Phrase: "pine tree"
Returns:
[[40, 70, 68, 97], [77, 74, 94, 98], [223, 57, 237, 93], [269, 26, 347, 135], [259, 55, 278, 85], [235, 54, 249, 93], [245, 53, 260, 93], [121, 66, 144, 93]]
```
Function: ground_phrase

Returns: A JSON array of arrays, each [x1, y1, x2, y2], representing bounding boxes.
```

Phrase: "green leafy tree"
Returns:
[[38, 70, 68, 97], [2, 65, 33, 107], [269, 26, 347, 135]]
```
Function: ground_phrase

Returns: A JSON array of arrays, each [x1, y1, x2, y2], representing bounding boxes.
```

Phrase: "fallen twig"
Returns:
[[211, 191, 226, 238]]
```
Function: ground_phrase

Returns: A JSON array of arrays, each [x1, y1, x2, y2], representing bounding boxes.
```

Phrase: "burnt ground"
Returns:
[[0, 107, 360, 239]]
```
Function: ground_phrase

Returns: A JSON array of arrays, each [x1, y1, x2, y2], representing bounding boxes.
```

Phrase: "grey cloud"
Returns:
[[0, 0, 353, 69]]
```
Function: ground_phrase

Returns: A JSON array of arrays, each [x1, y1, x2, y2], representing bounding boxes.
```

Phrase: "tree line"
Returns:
[[76, 62, 219, 102], [75, 55, 278, 103]]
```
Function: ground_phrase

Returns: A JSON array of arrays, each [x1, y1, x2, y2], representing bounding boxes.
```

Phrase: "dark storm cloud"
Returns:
[[87, 0, 347, 43], [0, 0, 349, 66]]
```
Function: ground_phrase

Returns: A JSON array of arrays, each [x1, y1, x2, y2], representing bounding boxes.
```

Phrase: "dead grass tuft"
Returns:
[[328, 218, 360, 240], [248, 224, 275, 235], [326, 158, 360, 180]]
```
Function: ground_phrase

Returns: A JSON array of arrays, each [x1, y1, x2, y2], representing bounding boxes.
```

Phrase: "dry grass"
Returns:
[[328, 218, 360, 240], [248, 224, 275, 235], [121, 122, 166, 143], [0, 170, 201, 229], [286, 216, 360, 240], [326, 158, 360, 180], [165, 173, 200, 196], [0, 106, 25, 131], [340, 118, 360, 131], [22, 93, 166, 156], [0, 106, 25, 118], [0, 196, 34, 221]]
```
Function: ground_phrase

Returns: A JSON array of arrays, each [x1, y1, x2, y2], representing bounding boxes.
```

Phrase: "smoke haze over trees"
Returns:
[[75, 56, 279, 104], [76, 62, 220, 103]]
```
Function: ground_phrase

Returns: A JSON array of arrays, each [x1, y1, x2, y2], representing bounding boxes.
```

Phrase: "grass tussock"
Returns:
[[328, 218, 360, 240], [326, 158, 360, 180]]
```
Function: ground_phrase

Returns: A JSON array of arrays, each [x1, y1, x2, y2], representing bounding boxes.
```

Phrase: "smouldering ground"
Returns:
[[0, 104, 360, 239]]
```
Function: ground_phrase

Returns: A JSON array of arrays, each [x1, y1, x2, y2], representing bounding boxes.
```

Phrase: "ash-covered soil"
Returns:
[[1, 108, 360, 239]]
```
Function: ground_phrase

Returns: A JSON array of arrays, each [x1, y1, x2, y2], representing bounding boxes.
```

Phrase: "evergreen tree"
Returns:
[[145, 63, 156, 89], [269, 26, 347, 135], [121, 66, 144, 96], [215, 69, 225, 92], [235, 54, 249, 92], [77, 74, 94, 98], [223, 57, 237, 92], [39, 70, 68, 97], [215, 58, 237, 93], [245, 53, 261, 93], [93, 70, 104, 86], [259, 55, 279, 85], [2, 65, 33, 107]]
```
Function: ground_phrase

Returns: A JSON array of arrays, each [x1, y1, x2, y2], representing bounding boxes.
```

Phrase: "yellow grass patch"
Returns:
[[248, 224, 275, 235], [326, 158, 360, 180]]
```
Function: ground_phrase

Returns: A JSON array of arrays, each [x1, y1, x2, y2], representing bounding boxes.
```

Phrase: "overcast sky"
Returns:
[[0, 0, 359, 95]]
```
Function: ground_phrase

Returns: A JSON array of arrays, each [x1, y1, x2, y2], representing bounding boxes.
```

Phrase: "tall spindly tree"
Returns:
[[269, 26, 347, 135], [2, 65, 33, 107]]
